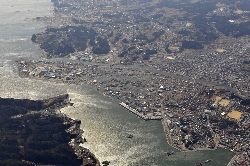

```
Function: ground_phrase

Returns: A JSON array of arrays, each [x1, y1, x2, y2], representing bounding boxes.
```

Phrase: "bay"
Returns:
[[0, 0, 235, 165]]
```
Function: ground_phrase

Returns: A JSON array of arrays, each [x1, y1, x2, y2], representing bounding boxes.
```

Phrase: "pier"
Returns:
[[119, 102, 162, 121]]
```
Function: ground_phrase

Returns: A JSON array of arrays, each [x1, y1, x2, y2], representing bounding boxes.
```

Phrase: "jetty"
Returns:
[[119, 102, 162, 121]]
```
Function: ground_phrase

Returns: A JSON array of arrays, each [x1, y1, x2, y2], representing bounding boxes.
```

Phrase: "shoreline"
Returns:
[[0, 95, 100, 166], [161, 111, 217, 153], [119, 102, 162, 121], [56, 110, 101, 166], [227, 154, 237, 166], [4, 0, 248, 165], [161, 111, 182, 152], [16, 66, 238, 165]]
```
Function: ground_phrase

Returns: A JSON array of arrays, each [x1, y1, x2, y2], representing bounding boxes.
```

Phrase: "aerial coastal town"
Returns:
[[16, 0, 250, 165]]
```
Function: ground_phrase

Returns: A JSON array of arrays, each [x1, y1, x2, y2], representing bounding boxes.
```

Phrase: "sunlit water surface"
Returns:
[[0, 0, 234, 165]]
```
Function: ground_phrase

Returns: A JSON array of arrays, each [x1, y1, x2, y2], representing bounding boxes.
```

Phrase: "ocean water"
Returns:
[[0, 0, 235, 165]]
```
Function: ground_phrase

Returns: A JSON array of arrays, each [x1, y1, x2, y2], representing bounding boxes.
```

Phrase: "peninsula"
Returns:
[[0, 94, 100, 166]]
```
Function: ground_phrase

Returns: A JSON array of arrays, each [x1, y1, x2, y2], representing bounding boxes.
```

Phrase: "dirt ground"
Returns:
[[212, 96, 222, 102], [227, 110, 242, 120], [219, 99, 230, 107], [216, 48, 226, 53], [234, 10, 243, 14]]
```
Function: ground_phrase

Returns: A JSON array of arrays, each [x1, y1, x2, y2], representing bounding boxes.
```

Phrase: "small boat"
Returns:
[[102, 160, 110, 165], [83, 138, 87, 142], [127, 134, 133, 138], [195, 163, 203, 166], [204, 159, 212, 163], [167, 151, 174, 156]]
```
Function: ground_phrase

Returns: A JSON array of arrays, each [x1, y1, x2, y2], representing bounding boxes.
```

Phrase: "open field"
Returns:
[[227, 110, 242, 120], [234, 10, 243, 15], [212, 96, 222, 102], [216, 48, 226, 53], [219, 99, 230, 107]]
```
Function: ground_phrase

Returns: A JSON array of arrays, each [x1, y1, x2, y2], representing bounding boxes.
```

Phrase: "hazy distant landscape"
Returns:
[[1, 0, 250, 165]]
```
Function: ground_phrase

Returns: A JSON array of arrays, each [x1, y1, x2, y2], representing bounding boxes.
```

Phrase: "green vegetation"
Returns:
[[212, 17, 250, 38], [92, 37, 110, 54], [0, 101, 81, 166], [150, 30, 165, 42], [193, 15, 217, 41], [209, 116, 239, 130], [156, 0, 217, 14], [182, 41, 203, 49], [142, 49, 157, 60], [33, 25, 99, 57]]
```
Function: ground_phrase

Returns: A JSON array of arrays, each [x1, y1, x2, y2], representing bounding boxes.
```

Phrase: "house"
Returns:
[[44, 72, 57, 78], [165, 112, 174, 118]]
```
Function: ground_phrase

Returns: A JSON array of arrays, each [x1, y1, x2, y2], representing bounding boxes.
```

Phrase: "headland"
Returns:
[[0, 94, 100, 166]]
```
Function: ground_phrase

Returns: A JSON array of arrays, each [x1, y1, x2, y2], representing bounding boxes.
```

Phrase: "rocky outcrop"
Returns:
[[0, 95, 100, 166], [0, 94, 69, 110]]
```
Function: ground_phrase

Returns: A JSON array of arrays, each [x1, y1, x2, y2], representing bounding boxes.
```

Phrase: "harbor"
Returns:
[[16, 57, 243, 165], [119, 102, 162, 121], [0, 0, 242, 165]]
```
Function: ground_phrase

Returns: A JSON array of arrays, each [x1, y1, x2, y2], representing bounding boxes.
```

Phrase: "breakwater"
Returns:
[[119, 102, 162, 120]]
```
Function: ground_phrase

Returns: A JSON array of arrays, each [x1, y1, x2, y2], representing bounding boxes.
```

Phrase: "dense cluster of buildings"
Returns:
[[37, 0, 250, 98], [17, 57, 250, 165], [23, 0, 250, 165], [152, 38, 250, 99]]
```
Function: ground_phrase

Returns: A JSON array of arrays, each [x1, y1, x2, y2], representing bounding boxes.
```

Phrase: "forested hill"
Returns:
[[0, 95, 99, 166]]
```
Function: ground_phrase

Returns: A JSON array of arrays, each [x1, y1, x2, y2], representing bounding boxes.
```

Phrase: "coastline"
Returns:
[[119, 102, 162, 120], [57, 111, 101, 166], [122, 98, 238, 166], [1, 0, 241, 165], [16, 59, 240, 165], [0, 0, 240, 165], [0, 94, 100, 166], [227, 154, 237, 166], [161, 111, 182, 152], [161, 111, 238, 166]]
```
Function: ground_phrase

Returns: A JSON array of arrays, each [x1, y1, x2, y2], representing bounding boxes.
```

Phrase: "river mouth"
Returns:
[[0, 0, 235, 166]]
